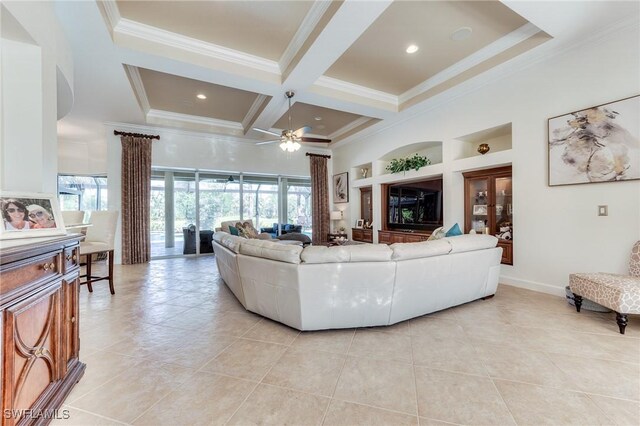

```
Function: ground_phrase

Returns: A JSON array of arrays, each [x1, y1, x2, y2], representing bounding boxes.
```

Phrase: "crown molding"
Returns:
[[99, 0, 121, 30], [315, 76, 398, 107], [123, 64, 150, 113], [241, 94, 269, 131], [279, 0, 333, 71], [147, 109, 244, 131], [399, 23, 542, 104], [114, 18, 281, 75], [328, 116, 373, 140]]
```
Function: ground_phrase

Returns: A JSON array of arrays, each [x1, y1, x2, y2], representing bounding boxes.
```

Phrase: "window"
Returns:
[[57, 175, 107, 211], [242, 175, 279, 230]]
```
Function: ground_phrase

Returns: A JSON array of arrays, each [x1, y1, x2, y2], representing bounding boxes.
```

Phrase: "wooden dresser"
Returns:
[[0, 235, 85, 425]]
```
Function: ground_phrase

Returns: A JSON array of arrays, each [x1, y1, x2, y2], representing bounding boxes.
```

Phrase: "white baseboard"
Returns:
[[499, 275, 566, 297]]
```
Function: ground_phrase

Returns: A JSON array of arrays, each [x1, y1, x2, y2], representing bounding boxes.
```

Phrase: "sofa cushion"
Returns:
[[229, 225, 239, 236], [390, 239, 452, 261], [427, 226, 446, 241], [239, 238, 302, 264], [301, 244, 392, 264], [445, 223, 463, 237], [213, 232, 243, 253], [236, 221, 259, 239], [444, 234, 498, 254]]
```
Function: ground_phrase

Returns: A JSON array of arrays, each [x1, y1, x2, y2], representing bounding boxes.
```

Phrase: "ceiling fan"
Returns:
[[254, 91, 331, 152]]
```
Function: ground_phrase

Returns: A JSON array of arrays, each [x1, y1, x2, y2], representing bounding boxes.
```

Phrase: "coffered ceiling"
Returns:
[[52, 1, 640, 149]]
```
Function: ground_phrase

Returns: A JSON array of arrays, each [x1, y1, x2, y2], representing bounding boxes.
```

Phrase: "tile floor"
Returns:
[[53, 257, 640, 425]]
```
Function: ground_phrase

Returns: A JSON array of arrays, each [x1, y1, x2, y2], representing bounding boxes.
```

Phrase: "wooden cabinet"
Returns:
[[351, 228, 373, 243], [463, 166, 513, 265], [1, 235, 85, 425], [378, 230, 430, 244]]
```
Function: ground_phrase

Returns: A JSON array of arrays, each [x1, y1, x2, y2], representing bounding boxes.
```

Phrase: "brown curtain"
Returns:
[[309, 155, 330, 245], [121, 136, 152, 264]]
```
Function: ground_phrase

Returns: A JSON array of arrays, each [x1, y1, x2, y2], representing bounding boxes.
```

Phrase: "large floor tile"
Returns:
[[263, 347, 345, 396], [242, 318, 300, 345], [494, 379, 613, 425], [349, 329, 412, 363], [291, 329, 355, 354], [323, 400, 419, 426], [411, 335, 487, 375], [51, 407, 124, 425], [414, 367, 515, 425], [132, 371, 257, 425], [408, 316, 466, 340], [587, 394, 640, 425], [334, 356, 417, 415], [200, 338, 287, 380], [69, 363, 195, 423], [227, 383, 329, 425]]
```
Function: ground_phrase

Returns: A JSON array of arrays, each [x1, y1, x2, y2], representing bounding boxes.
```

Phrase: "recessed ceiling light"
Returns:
[[451, 27, 472, 41], [314, 116, 322, 121], [406, 44, 419, 54], [196, 93, 207, 100]]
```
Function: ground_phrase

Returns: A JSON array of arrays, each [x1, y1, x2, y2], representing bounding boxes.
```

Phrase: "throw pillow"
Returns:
[[228, 225, 239, 236], [445, 223, 463, 237], [427, 226, 445, 241], [235, 221, 259, 239]]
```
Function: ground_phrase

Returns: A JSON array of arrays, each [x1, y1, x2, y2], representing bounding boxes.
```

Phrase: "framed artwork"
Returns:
[[0, 192, 66, 240], [333, 172, 349, 203], [473, 204, 488, 216], [355, 219, 364, 229], [548, 95, 640, 186]]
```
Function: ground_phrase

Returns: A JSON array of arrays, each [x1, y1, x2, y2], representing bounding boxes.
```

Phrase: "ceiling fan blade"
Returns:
[[293, 126, 311, 138], [256, 139, 281, 146], [253, 127, 281, 137], [301, 136, 332, 143]]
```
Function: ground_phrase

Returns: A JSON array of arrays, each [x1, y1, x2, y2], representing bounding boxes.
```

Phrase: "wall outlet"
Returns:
[[598, 205, 608, 216]]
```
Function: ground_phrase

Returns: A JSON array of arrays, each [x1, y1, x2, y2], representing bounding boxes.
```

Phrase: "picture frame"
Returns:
[[473, 204, 488, 216], [548, 95, 640, 186], [355, 219, 364, 229], [0, 192, 66, 240], [333, 172, 349, 203]]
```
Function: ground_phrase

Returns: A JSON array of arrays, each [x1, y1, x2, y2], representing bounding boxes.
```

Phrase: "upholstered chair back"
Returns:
[[61, 210, 85, 225], [630, 241, 640, 277], [85, 211, 119, 249]]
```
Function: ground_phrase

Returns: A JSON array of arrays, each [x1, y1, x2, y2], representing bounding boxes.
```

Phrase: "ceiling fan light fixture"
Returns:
[[280, 141, 288, 151]]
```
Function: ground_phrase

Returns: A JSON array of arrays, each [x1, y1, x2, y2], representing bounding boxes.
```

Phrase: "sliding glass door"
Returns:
[[149, 168, 311, 259]]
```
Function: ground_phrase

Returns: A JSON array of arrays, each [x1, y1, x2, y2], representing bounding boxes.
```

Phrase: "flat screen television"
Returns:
[[387, 178, 443, 231]]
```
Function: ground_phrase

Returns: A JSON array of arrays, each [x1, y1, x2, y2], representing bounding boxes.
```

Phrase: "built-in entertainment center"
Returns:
[[379, 176, 443, 244]]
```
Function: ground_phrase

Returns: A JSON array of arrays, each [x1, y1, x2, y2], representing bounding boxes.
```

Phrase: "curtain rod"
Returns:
[[305, 153, 331, 159], [114, 130, 160, 140]]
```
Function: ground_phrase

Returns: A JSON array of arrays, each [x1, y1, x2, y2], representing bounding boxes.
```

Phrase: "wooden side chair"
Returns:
[[570, 241, 640, 334], [80, 211, 118, 294]]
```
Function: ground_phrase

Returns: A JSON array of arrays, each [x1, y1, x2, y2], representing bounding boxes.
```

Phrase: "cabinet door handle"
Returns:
[[71, 316, 76, 323]]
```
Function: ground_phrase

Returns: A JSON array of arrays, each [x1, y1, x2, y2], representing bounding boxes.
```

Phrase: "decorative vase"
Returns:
[[360, 168, 368, 178], [477, 143, 490, 155]]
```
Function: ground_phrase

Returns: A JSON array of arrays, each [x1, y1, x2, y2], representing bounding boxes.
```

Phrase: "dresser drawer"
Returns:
[[62, 246, 80, 274], [0, 252, 62, 299]]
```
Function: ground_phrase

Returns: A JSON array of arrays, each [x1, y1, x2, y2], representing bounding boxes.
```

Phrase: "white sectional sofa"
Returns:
[[212, 232, 502, 330]]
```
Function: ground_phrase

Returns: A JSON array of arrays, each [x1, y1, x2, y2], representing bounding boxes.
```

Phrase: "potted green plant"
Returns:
[[386, 153, 431, 174]]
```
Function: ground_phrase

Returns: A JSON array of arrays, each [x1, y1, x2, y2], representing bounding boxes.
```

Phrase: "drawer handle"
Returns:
[[71, 316, 76, 323], [42, 263, 50, 271], [66, 254, 78, 262]]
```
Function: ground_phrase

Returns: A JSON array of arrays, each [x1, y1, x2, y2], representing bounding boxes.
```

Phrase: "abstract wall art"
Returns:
[[548, 95, 639, 186]]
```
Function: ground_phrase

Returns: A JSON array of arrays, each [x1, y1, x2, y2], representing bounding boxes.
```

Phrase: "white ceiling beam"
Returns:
[[250, 0, 393, 135]]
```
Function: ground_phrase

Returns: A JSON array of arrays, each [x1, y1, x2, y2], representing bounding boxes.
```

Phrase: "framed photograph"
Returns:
[[548, 95, 639, 186], [473, 204, 488, 216], [0, 192, 66, 240], [355, 219, 364, 229], [333, 172, 349, 203]]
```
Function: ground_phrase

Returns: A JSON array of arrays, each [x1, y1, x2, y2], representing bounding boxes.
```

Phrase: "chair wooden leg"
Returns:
[[574, 294, 582, 312], [86, 254, 93, 292], [616, 312, 628, 335], [108, 250, 115, 295]]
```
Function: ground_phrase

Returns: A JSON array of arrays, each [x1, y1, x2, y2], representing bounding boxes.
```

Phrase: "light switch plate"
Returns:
[[598, 205, 608, 216]]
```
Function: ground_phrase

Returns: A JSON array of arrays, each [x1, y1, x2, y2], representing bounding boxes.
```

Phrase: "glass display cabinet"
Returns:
[[463, 166, 513, 265]]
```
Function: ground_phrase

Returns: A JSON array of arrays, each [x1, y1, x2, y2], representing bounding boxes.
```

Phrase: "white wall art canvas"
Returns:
[[548, 95, 640, 186]]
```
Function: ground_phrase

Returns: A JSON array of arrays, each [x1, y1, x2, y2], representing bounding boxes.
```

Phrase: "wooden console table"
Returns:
[[378, 230, 431, 244], [0, 234, 85, 425]]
